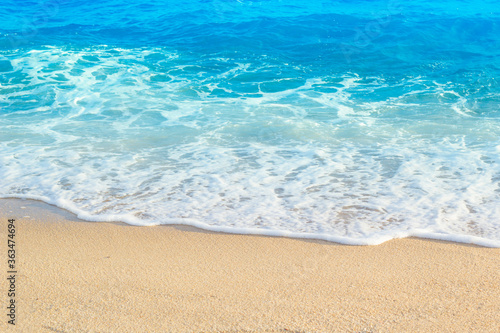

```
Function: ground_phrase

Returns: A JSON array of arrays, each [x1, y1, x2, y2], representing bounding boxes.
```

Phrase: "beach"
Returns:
[[2, 1, 500, 332], [0, 198, 498, 332]]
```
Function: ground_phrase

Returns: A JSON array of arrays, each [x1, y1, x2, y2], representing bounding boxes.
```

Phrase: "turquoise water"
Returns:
[[1, 0, 499, 246]]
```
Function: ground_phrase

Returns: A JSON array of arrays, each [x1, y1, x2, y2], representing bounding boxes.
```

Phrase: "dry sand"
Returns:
[[0, 198, 499, 332]]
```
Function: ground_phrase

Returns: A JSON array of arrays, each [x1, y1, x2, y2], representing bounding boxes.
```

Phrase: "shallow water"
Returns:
[[1, 0, 499, 246]]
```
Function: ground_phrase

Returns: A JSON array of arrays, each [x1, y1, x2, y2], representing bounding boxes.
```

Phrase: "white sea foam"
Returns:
[[1, 46, 499, 247]]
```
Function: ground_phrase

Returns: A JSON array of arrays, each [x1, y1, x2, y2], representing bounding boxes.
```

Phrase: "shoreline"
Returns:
[[1, 196, 498, 248], [1, 197, 499, 332]]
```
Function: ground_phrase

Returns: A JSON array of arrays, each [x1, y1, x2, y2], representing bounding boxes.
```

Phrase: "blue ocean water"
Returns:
[[1, 0, 499, 246]]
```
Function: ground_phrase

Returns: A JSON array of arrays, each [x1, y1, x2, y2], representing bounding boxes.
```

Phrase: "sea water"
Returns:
[[1, 0, 499, 246]]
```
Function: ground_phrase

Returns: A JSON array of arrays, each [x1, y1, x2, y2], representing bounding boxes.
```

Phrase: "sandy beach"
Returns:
[[0, 198, 498, 332]]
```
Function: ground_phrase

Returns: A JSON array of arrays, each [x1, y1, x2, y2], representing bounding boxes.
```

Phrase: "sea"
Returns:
[[1, 0, 499, 246]]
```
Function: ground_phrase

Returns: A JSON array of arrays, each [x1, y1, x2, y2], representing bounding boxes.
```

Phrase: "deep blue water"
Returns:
[[1, 0, 499, 246]]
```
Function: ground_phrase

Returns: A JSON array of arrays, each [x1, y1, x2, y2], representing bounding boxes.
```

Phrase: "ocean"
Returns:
[[1, 0, 499, 246]]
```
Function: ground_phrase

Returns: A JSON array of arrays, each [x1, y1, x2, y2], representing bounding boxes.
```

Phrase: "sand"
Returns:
[[0, 198, 499, 332]]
